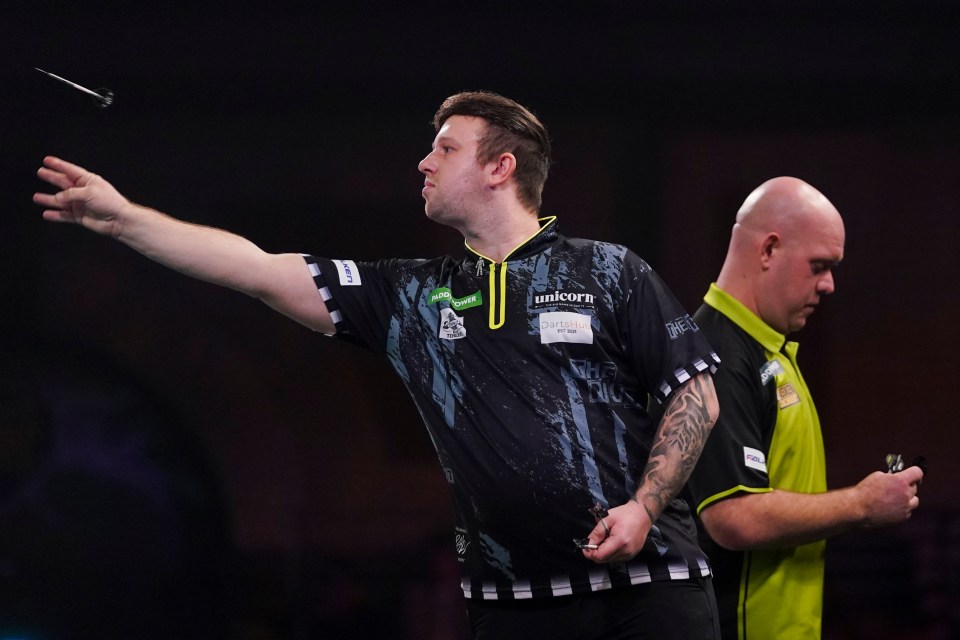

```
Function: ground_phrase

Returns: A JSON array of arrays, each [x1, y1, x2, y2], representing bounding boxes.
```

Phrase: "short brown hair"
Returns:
[[432, 91, 552, 212]]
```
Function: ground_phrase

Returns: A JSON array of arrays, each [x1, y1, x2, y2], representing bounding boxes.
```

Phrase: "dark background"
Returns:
[[2, 3, 958, 639]]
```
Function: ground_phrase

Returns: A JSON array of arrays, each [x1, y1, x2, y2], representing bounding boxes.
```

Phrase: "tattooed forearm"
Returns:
[[634, 372, 718, 522]]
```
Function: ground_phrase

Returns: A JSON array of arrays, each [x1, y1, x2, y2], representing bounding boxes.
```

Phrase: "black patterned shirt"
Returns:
[[304, 217, 720, 600]]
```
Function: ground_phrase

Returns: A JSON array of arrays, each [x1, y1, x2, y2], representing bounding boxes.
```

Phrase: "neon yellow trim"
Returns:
[[501, 216, 556, 261], [738, 555, 750, 640], [462, 216, 555, 262], [488, 262, 508, 329], [487, 263, 496, 328], [696, 485, 772, 515], [704, 283, 785, 353], [465, 216, 557, 331]]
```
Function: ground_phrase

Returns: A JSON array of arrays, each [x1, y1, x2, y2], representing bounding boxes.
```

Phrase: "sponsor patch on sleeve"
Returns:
[[539, 311, 594, 345], [334, 259, 361, 286], [665, 314, 699, 340], [743, 446, 768, 473], [759, 359, 785, 385]]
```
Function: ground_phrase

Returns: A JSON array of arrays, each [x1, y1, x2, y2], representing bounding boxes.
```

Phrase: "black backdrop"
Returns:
[[2, 3, 958, 639]]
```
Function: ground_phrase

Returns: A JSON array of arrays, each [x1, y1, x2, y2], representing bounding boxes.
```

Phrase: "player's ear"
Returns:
[[488, 153, 516, 186], [759, 232, 780, 268]]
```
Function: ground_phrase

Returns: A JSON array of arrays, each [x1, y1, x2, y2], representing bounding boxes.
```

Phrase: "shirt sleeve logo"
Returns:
[[759, 359, 785, 385], [665, 314, 699, 340], [334, 259, 361, 286], [743, 446, 768, 473], [539, 311, 594, 345]]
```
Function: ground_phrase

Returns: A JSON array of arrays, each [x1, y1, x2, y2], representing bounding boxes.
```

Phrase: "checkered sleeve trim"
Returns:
[[303, 255, 344, 327], [654, 351, 721, 405]]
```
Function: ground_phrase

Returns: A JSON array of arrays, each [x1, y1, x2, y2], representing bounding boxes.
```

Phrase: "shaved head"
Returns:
[[717, 177, 845, 334], [735, 176, 841, 238]]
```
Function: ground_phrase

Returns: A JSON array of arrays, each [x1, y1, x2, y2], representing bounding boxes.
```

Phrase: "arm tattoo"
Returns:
[[634, 373, 717, 522]]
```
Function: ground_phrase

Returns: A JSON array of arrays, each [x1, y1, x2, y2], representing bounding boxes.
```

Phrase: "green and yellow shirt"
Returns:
[[689, 283, 826, 639]]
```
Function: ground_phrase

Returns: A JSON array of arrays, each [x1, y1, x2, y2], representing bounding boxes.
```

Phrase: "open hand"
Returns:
[[34, 156, 131, 238]]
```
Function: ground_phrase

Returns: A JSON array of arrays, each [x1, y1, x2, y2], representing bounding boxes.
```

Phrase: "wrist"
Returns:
[[629, 492, 658, 524], [115, 201, 159, 243], [842, 484, 871, 529]]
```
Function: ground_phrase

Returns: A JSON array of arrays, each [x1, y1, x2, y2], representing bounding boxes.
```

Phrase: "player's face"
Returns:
[[418, 115, 488, 226], [760, 215, 845, 334]]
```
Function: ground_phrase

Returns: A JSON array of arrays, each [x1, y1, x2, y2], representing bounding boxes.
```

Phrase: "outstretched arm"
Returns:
[[34, 156, 334, 333], [699, 466, 923, 550], [584, 370, 719, 562]]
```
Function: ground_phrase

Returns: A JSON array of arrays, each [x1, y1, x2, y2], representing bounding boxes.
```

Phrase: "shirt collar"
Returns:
[[703, 282, 789, 353], [464, 215, 558, 263]]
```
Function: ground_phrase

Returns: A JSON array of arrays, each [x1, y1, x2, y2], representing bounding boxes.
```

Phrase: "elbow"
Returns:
[[677, 371, 720, 429], [702, 373, 720, 427], [707, 400, 720, 430], [701, 520, 754, 551], [700, 503, 763, 551]]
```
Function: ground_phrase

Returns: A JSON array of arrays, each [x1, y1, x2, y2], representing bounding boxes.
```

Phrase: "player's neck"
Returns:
[[461, 206, 541, 262]]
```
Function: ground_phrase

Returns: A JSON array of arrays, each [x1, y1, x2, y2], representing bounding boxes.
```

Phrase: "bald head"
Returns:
[[735, 176, 840, 236], [717, 177, 845, 334]]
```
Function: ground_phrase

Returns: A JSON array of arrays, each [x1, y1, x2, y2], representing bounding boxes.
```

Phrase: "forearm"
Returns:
[[634, 371, 719, 521], [117, 202, 277, 297], [701, 468, 922, 550], [117, 204, 332, 331], [701, 488, 864, 550]]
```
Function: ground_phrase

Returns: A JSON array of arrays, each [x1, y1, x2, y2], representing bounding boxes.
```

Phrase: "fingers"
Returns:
[[37, 157, 96, 195], [581, 540, 617, 563], [35, 156, 99, 215], [32, 194, 73, 222], [856, 468, 924, 528], [584, 537, 634, 564], [40, 210, 77, 224], [585, 521, 610, 546], [33, 188, 78, 218], [42, 156, 89, 181], [582, 503, 651, 563], [579, 520, 614, 560], [32, 192, 59, 209], [33, 181, 80, 224], [37, 166, 76, 191], [899, 465, 924, 486]]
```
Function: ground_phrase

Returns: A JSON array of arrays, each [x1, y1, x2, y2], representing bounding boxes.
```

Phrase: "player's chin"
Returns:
[[789, 313, 811, 333], [424, 206, 455, 226]]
